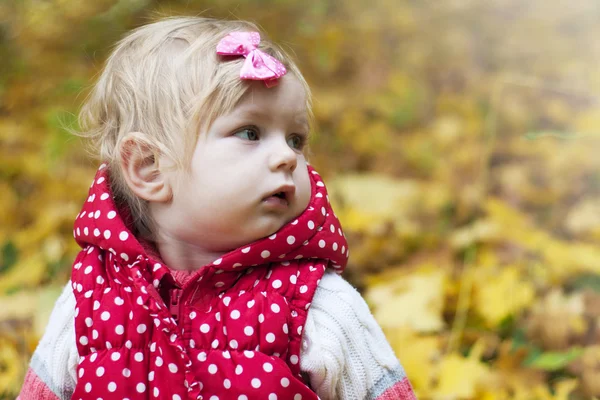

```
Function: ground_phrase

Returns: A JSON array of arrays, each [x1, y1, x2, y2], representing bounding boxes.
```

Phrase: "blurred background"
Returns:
[[2, 0, 600, 398]]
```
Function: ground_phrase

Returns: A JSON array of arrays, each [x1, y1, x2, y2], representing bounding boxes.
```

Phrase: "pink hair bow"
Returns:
[[216, 31, 287, 88]]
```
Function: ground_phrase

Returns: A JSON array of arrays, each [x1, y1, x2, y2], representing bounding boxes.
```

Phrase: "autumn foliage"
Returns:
[[3, 0, 600, 398]]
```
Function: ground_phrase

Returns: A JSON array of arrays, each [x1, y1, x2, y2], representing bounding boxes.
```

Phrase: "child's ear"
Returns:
[[118, 133, 173, 203]]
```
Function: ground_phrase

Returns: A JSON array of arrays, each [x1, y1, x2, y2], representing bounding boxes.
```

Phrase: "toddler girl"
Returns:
[[19, 16, 415, 400]]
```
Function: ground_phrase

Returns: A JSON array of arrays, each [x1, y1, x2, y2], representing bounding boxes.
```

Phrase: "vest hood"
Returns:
[[73, 163, 348, 282]]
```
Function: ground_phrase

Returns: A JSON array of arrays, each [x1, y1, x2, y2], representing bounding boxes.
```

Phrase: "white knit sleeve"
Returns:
[[300, 271, 410, 400], [26, 282, 78, 399]]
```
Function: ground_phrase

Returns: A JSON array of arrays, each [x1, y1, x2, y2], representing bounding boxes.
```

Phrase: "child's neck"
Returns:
[[152, 233, 225, 272]]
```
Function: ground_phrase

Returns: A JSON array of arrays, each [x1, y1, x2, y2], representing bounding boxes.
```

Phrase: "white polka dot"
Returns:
[[84, 266, 93, 274], [270, 279, 284, 290], [137, 324, 147, 334], [239, 396, 248, 400], [121, 253, 129, 261], [90, 353, 97, 362], [103, 230, 111, 239], [79, 336, 88, 345], [271, 303, 281, 313], [247, 300, 255, 308], [169, 363, 178, 373], [85, 382, 92, 392], [154, 387, 160, 397], [200, 323, 210, 333], [96, 366, 105, 377], [318, 240, 326, 248], [290, 354, 299, 364], [208, 364, 218, 374], [224, 379, 231, 389], [333, 242, 338, 251], [212, 339, 219, 348], [115, 325, 124, 335], [197, 352, 207, 362], [229, 339, 238, 349], [101, 311, 110, 321], [258, 314, 265, 323], [173, 396, 182, 400], [244, 326, 254, 336], [85, 317, 93, 327], [213, 258, 222, 265], [287, 235, 296, 244], [78, 368, 84, 378], [244, 350, 254, 358], [114, 297, 124, 306], [223, 297, 231, 306], [269, 394, 277, 400], [136, 382, 146, 393], [251, 378, 261, 388], [283, 323, 289, 334], [107, 211, 116, 219], [263, 362, 273, 372], [135, 352, 144, 362], [300, 285, 308, 293], [281, 377, 290, 387], [108, 382, 116, 392], [156, 356, 163, 366], [149, 371, 155, 381], [266, 333, 275, 343], [230, 310, 241, 319], [261, 250, 270, 258], [294, 395, 302, 400], [235, 365, 243, 375], [111, 352, 120, 361], [123, 368, 131, 377], [101, 193, 109, 200]]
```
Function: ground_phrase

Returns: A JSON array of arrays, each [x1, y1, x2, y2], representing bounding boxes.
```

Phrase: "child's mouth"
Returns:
[[263, 186, 294, 209]]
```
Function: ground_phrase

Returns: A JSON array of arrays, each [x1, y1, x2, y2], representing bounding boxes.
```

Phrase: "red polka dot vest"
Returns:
[[70, 164, 348, 399]]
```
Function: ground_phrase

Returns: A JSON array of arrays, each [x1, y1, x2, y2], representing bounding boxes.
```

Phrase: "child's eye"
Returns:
[[287, 134, 307, 150], [234, 127, 260, 141]]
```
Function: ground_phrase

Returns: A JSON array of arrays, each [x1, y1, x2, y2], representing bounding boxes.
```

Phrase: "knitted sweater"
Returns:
[[19, 271, 414, 399]]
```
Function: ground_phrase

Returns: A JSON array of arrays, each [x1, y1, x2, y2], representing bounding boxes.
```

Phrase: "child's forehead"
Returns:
[[234, 77, 308, 117]]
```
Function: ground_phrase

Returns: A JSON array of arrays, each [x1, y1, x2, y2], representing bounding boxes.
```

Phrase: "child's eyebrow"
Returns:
[[238, 109, 309, 129]]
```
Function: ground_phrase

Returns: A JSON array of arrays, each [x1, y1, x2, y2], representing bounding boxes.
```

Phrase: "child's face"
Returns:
[[156, 75, 311, 252]]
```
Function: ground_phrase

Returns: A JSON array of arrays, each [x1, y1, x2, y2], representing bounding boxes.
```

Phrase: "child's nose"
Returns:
[[268, 139, 297, 173]]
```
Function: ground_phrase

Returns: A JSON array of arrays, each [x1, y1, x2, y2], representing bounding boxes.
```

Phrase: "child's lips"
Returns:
[[262, 195, 289, 209]]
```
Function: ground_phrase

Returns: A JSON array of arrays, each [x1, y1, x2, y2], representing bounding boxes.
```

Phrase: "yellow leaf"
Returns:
[[433, 341, 490, 399], [473, 266, 535, 327], [0, 253, 47, 294], [328, 174, 420, 233], [385, 328, 440, 394], [366, 266, 446, 332], [0, 337, 22, 393]]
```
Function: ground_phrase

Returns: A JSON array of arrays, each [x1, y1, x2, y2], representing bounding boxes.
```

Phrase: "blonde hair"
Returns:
[[77, 16, 312, 239]]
